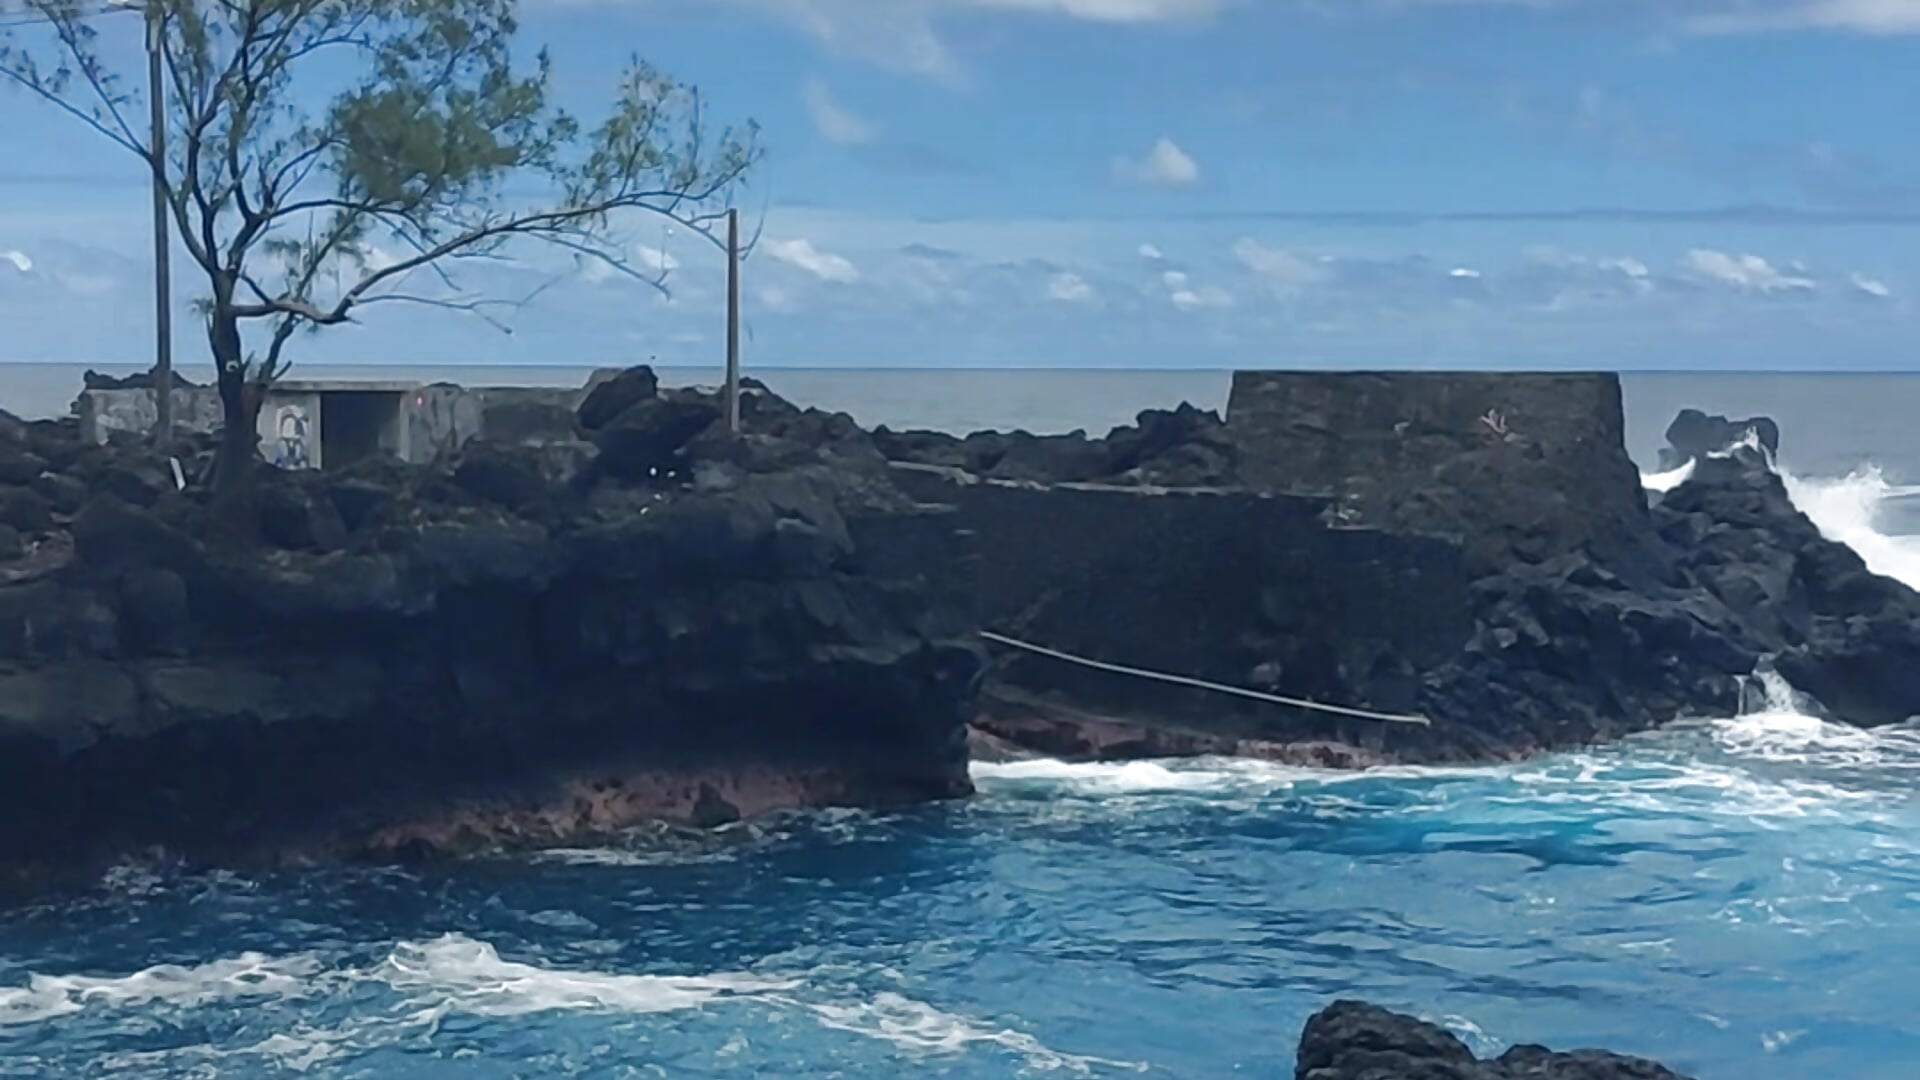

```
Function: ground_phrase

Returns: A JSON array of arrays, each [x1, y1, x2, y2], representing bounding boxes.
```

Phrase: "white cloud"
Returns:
[[1449, 267, 1482, 279], [1683, 249, 1816, 292], [1170, 285, 1232, 310], [56, 272, 116, 295], [635, 245, 681, 275], [727, 0, 1221, 77], [1155, 268, 1229, 309], [1047, 271, 1095, 302], [756, 285, 799, 312], [1852, 272, 1894, 298], [1689, 0, 1920, 34], [356, 245, 402, 273], [802, 78, 877, 145], [1113, 137, 1200, 187], [1233, 238, 1329, 287], [1, 250, 32, 273], [1137, 243, 1164, 260], [970, 0, 1220, 19], [766, 238, 861, 282]]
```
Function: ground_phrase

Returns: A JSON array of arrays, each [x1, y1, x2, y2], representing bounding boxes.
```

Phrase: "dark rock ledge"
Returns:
[[0, 370, 981, 893], [1296, 1001, 1693, 1080]]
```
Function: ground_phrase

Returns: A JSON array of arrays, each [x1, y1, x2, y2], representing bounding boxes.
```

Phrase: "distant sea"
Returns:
[[6, 362, 1920, 1078]]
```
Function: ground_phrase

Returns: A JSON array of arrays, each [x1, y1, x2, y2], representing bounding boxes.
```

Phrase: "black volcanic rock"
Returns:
[[871, 402, 1238, 488], [82, 367, 203, 391], [0, 442, 47, 486], [1296, 1001, 1693, 1080], [1659, 408, 1779, 471], [0, 367, 982, 893], [988, 431, 1110, 484], [1654, 452, 1920, 726], [575, 365, 660, 430], [590, 393, 723, 481]]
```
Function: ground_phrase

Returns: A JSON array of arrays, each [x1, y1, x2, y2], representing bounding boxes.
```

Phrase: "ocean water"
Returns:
[[4, 365, 1920, 1077]]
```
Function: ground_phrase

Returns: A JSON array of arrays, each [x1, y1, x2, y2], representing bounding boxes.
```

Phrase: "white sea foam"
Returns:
[[1705, 670, 1920, 774], [377, 934, 797, 1017], [0, 951, 323, 1026], [971, 757, 1315, 795], [800, 991, 1142, 1073], [1640, 460, 1695, 493], [1782, 463, 1920, 591]]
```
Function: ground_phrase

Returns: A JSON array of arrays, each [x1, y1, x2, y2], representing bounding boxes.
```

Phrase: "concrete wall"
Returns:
[[81, 381, 601, 467], [78, 388, 224, 444], [257, 390, 322, 469], [1225, 371, 1652, 574], [887, 463, 1472, 738], [1228, 371, 1628, 495]]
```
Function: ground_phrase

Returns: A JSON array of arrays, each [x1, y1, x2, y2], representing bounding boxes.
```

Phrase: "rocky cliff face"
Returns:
[[0, 372, 981, 890]]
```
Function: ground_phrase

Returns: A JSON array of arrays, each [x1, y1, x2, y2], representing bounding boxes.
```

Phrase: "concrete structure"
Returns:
[[258, 380, 418, 470], [76, 370, 623, 470], [885, 463, 1470, 744]]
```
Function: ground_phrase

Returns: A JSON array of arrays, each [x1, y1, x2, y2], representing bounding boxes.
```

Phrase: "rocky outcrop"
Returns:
[[899, 372, 1914, 765], [1657, 408, 1779, 471], [0, 372, 981, 892], [873, 402, 1236, 488], [81, 366, 204, 392], [1296, 1001, 1692, 1080], [1653, 453, 1920, 725]]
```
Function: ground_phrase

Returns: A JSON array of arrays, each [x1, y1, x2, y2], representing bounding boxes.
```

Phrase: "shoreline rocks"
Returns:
[[5, 365, 1915, 889], [910, 374, 1917, 765], [0, 370, 982, 893], [1658, 408, 1779, 471], [1296, 1001, 1693, 1079]]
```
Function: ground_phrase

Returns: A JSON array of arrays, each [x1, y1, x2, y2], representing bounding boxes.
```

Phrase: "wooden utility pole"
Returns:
[[143, 0, 173, 444], [725, 207, 741, 434]]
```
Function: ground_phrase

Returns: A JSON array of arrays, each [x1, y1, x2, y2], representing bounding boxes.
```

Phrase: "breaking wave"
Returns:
[[1782, 465, 1920, 590], [1642, 435, 1920, 591], [0, 932, 1127, 1076]]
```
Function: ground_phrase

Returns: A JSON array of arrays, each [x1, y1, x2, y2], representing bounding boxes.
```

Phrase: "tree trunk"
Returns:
[[210, 312, 259, 503]]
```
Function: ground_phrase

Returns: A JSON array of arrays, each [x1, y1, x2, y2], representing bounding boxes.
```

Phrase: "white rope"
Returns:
[[979, 630, 1432, 727]]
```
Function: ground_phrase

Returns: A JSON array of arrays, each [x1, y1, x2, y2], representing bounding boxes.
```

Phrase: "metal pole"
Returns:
[[724, 208, 740, 435], [145, 1, 173, 445]]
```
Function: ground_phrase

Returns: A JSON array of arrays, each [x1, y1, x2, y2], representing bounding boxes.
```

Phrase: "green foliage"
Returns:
[[0, 0, 760, 386]]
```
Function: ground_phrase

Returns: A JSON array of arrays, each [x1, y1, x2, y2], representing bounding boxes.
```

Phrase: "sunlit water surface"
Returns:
[[3, 705, 1919, 1077]]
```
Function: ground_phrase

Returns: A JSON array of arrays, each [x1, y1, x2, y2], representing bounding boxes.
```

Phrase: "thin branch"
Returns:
[[352, 291, 530, 334], [229, 191, 737, 323], [0, 64, 143, 157], [539, 234, 670, 297]]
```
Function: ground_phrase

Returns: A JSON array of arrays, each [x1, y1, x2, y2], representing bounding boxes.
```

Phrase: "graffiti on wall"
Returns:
[[270, 404, 312, 469]]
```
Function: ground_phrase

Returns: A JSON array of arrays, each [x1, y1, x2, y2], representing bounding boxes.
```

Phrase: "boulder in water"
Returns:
[[1659, 408, 1779, 471], [1295, 1000, 1694, 1079]]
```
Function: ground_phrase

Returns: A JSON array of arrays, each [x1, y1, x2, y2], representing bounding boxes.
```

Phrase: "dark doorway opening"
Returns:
[[321, 392, 403, 469]]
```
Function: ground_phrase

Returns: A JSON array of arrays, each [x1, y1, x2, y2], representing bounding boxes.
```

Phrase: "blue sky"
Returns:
[[4, 0, 1920, 369]]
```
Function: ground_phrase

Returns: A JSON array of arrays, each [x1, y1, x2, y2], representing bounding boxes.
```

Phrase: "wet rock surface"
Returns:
[[1296, 1001, 1693, 1080], [873, 401, 1237, 488], [0, 374, 981, 892], [1653, 453, 1920, 726], [1658, 407, 1780, 471]]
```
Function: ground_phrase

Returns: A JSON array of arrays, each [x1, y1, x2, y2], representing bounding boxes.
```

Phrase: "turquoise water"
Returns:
[[4, 703, 1919, 1077]]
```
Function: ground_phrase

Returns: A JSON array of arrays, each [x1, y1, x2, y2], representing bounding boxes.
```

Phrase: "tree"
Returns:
[[1, 0, 759, 495]]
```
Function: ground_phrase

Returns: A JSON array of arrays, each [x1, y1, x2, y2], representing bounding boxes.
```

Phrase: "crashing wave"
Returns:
[[1641, 426, 1920, 592]]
